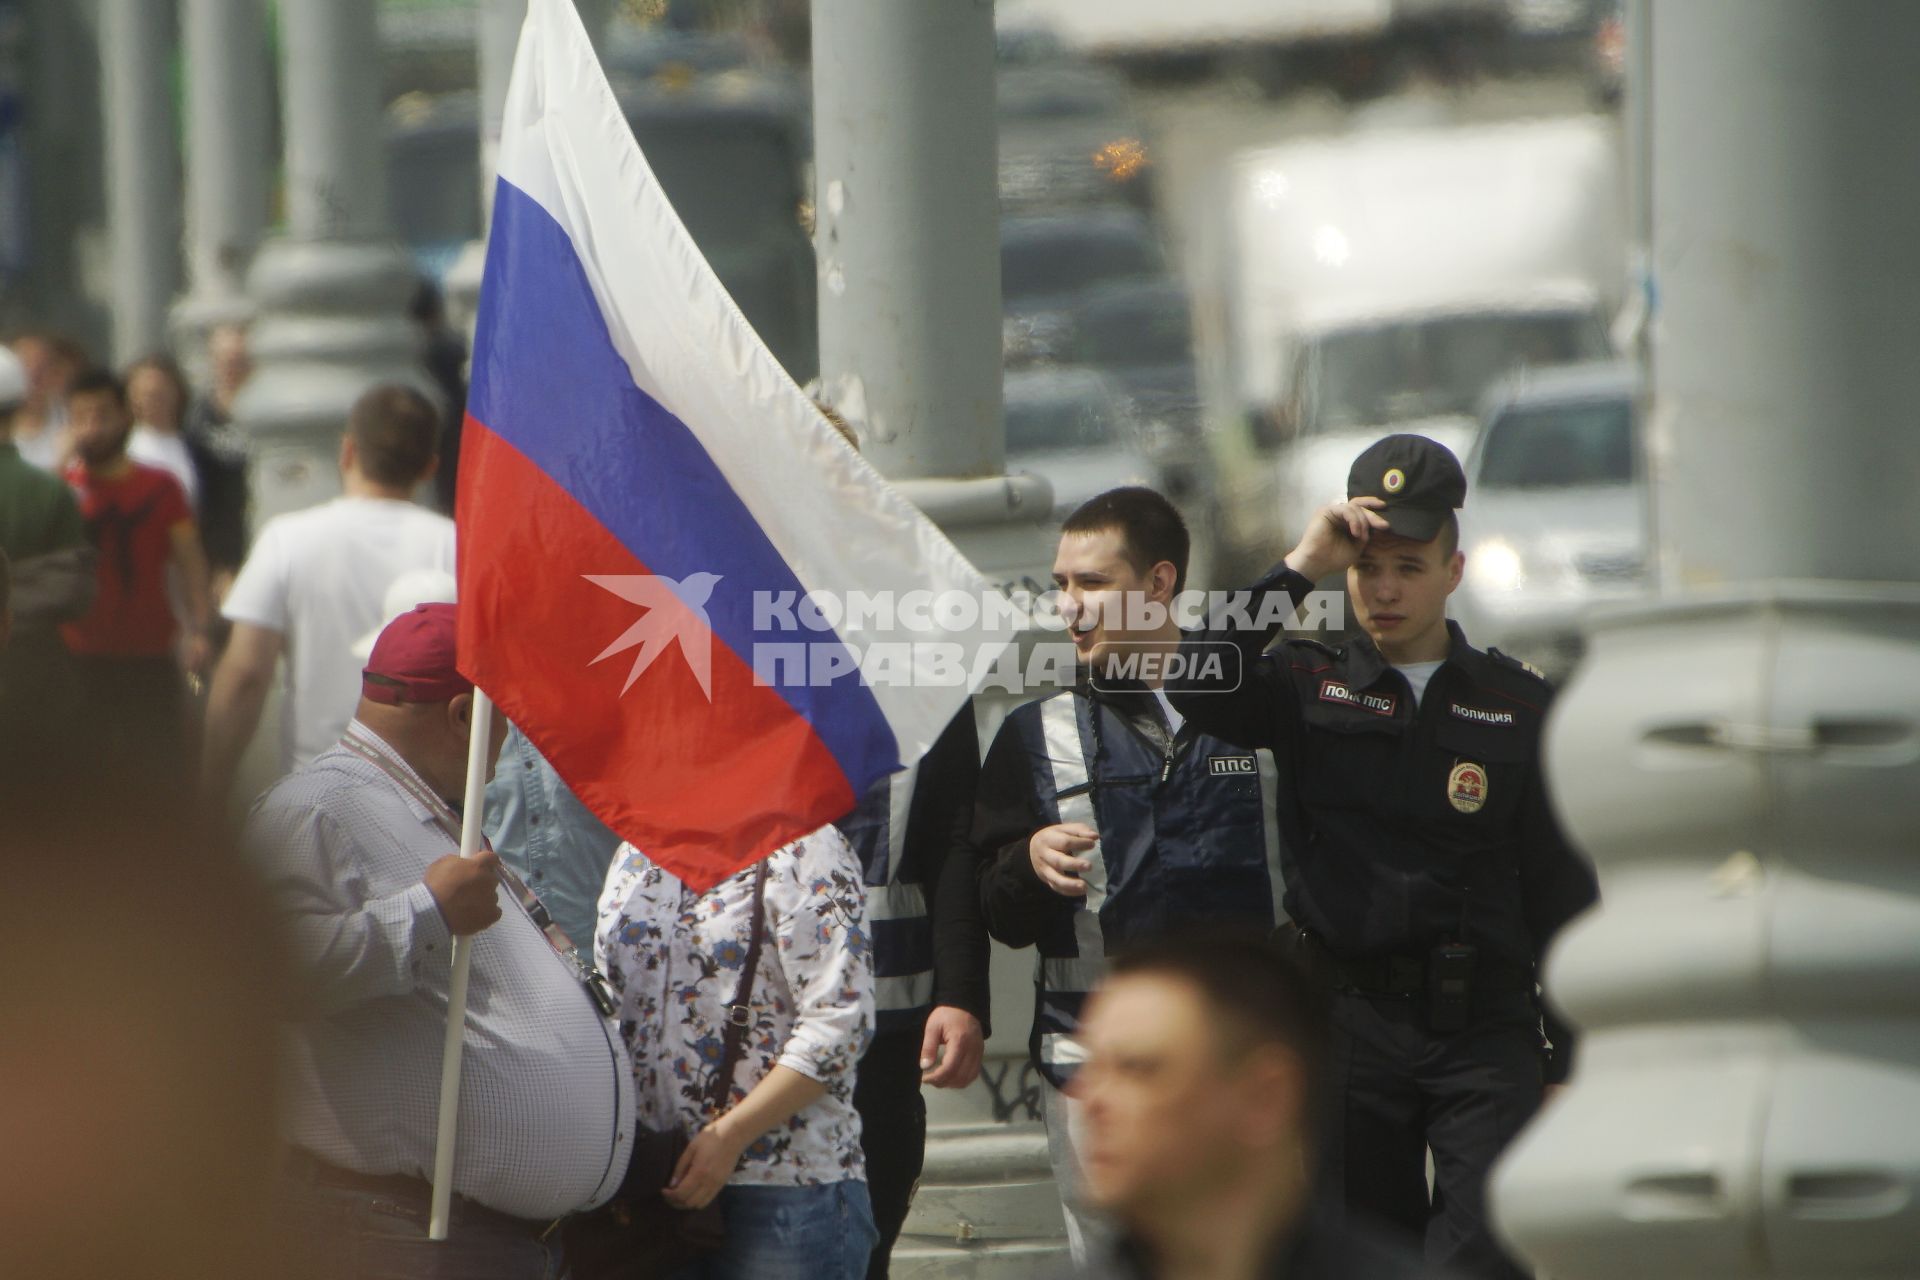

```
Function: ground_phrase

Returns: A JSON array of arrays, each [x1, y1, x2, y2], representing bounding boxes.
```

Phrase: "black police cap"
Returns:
[[1345, 434, 1467, 543]]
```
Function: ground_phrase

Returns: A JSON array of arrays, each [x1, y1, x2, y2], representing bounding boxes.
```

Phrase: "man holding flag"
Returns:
[[248, 603, 635, 1279]]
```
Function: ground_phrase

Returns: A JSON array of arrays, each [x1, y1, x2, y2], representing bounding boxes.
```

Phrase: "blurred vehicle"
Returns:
[[1453, 360, 1645, 682], [384, 65, 817, 382], [996, 17, 1070, 66], [600, 24, 757, 81], [995, 0, 1391, 65], [997, 63, 1153, 213], [1001, 208, 1166, 367], [1068, 278, 1212, 507], [1207, 114, 1622, 574], [1003, 367, 1161, 524]]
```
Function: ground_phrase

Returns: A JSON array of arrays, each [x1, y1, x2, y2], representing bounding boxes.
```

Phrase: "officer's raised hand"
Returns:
[[1031, 822, 1099, 897], [1282, 496, 1391, 582]]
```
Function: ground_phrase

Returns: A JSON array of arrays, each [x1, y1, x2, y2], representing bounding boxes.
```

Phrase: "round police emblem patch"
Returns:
[[1383, 467, 1406, 494], [1447, 762, 1487, 814]]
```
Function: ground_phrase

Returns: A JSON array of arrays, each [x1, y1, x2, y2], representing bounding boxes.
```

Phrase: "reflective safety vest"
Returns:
[[1012, 689, 1287, 1088], [835, 763, 938, 1036]]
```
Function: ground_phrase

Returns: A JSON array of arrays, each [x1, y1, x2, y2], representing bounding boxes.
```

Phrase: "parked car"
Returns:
[[1001, 208, 1166, 366], [1068, 277, 1212, 507], [997, 63, 1152, 213], [1453, 360, 1646, 682], [1003, 367, 1160, 524]]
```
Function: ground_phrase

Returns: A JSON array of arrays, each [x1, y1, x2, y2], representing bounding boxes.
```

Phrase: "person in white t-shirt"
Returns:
[[124, 356, 200, 509], [202, 384, 456, 801]]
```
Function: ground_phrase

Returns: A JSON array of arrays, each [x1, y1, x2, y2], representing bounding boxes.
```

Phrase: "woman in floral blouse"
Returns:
[[595, 823, 879, 1280]]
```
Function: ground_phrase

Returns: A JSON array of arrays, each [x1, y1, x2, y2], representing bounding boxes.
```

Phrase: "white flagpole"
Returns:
[[428, 686, 496, 1240]]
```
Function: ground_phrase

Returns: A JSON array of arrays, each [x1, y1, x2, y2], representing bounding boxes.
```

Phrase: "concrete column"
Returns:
[[172, 0, 273, 368], [446, 0, 612, 341], [99, 0, 183, 363], [1492, 3, 1920, 1277], [238, 0, 429, 523], [811, 0, 1006, 483], [812, 3, 1061, 1275], [442, 0, 527, 341]]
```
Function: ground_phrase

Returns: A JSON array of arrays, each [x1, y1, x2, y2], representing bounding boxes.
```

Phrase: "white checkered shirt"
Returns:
[[245, 722, 636, 1219]]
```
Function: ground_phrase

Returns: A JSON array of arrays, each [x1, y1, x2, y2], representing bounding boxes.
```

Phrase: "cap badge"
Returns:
[[1447, 761, 1487, 814], [1383, 467, 1406, 494]]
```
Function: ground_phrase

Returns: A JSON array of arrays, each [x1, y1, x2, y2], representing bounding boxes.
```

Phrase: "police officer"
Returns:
[[974, 488, 1289, 1262], [1168, 435, 1599, 1280], [838, 706, 991, 1279]]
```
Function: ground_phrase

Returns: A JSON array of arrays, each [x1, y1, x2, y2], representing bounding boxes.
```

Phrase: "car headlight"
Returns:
[[1467, 538, 1526, 594]]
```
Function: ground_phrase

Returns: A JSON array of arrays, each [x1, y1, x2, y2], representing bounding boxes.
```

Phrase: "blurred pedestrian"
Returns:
[[0, 346, 95, 791], [186, 320, 254, 435], [840, 706, 990, 1278], [181, 322, 257, 599], [1068, 932, 1460, 1280], [974, 487, 1288, 1262], [203, 384, 455, 802], [596, 827, 879, 1280], [125, 354, 202, 506], [246, 603, 635, 1280], [410, 278, 469, 516], [9, 330, 86, 472], [60, 367, 213, 784], [485, 723, 621, 954], [814, 399, 993, 1277]]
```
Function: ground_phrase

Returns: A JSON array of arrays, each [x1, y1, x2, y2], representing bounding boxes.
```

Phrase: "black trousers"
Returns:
[[1320, 988, 1544, 1280], [853, 1026, 929, 1280]]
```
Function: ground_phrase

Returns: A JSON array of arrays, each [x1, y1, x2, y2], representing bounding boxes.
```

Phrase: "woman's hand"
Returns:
[[663, 1118, 748, 1211]]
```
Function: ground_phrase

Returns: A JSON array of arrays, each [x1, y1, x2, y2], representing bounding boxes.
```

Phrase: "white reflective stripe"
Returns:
[[1042, 956, 1108, 994], [1040, 1032, 1089, 1067], [865, 880, 927, 924], [885, 761, 917, 883], [1256, 747, 1290, 929], [876, 970, 936, 1012], [1040, 695, 1108, 963]]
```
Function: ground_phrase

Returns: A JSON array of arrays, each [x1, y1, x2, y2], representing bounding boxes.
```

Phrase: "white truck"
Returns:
[[1207, 114, 1624, 572]]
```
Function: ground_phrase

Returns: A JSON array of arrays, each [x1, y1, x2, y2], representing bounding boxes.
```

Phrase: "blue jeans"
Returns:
[[669, 1181, 877, 1280]]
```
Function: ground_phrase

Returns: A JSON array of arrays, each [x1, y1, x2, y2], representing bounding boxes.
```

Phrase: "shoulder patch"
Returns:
[[1283, 636, 1343, 660], [1487, 647, 1548, 683]]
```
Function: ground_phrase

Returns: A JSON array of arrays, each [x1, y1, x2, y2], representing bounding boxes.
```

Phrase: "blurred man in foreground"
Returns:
[[2, 787, 284, 1280], [1069, 933, 1458, 1280]]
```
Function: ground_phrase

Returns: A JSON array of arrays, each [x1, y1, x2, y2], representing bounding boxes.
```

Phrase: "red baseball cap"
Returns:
[[361, 602, 474, 705]]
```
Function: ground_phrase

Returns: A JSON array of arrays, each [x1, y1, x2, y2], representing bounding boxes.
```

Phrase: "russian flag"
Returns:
[[456, 0, 1012, 891]]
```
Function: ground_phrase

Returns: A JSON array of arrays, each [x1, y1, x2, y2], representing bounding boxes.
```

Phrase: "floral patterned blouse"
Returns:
[[594, 826, 875, 1187]]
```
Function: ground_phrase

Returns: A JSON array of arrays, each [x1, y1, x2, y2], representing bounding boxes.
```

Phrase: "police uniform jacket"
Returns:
[[835, 707, 991, 1041], [974, 678, 1286, 1088], [1169, 564, 1599, 1080]]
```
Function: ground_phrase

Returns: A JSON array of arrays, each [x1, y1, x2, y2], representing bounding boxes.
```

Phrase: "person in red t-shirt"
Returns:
[[62, 367, 213, 782]]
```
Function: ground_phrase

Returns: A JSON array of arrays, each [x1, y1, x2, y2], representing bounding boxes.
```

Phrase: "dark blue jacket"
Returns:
[[975, 683, 1286, 1088]]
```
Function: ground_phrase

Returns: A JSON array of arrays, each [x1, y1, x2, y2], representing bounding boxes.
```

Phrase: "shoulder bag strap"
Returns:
[[706, 856, 771, 1116]]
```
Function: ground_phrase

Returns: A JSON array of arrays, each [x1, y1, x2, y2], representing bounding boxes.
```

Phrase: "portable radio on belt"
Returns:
[[1426, 941, 1478, 1033]]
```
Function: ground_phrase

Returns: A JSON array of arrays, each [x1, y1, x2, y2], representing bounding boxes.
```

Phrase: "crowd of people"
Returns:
[[3, 324, 1596, 1280]]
